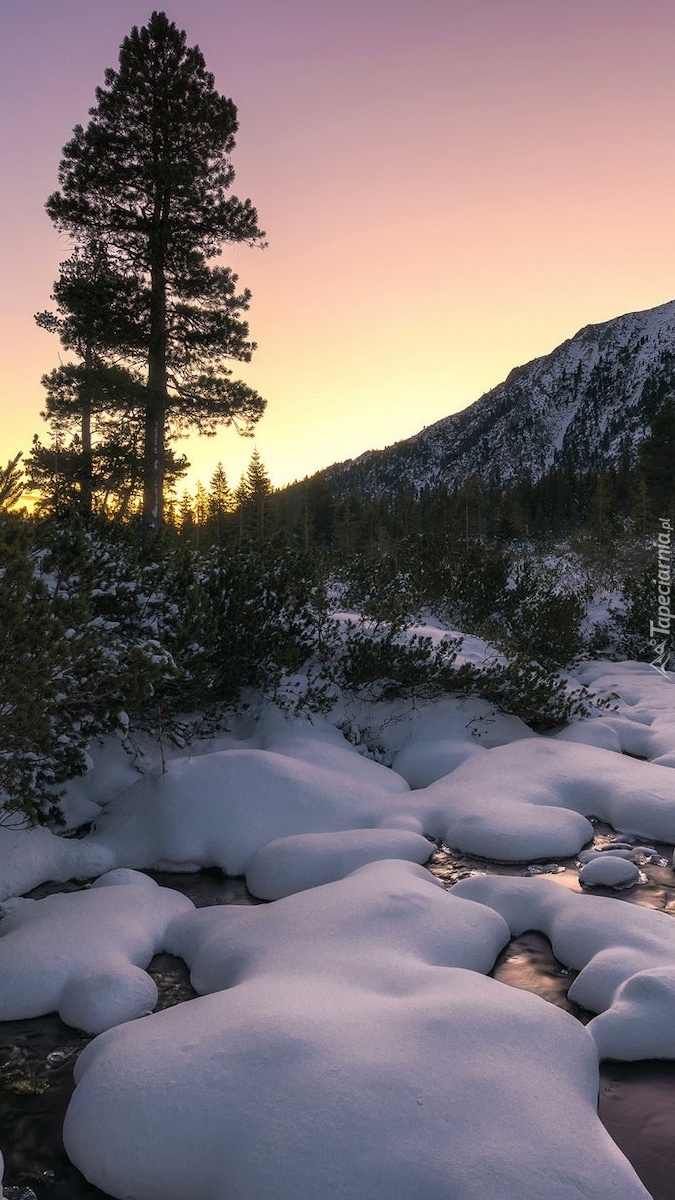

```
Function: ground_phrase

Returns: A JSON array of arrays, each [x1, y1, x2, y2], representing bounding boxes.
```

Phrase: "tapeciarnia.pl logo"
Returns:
[[650, 516, 672, 677]]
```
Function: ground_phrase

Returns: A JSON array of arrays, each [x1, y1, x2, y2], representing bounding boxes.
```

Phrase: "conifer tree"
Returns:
[[639, 397, 675, 518], [206, 461, 232, 544], [45, 11, 266, 529], [0, 454, 24, 512], [208, 462, 232, 517], [194, 482, 209, 528], [237, 448, 273, 539], [32, 242, 144, 514], [179, 490, 196, 537]]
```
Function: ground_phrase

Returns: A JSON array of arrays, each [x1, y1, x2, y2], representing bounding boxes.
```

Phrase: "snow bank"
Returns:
[[64, 862, 649, 1200], [0, 869, 193, 1033], [78, 714, 675, 884], [245, 828, 433, 900], [453, 874, 675, 1060], [30, 702, 674, 896]]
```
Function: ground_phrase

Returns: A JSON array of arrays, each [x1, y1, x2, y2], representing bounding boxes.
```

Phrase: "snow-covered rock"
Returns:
[[453, 873, 675, 1058], [87, 739, 415, 878], [0, 824, 115, 903], [64, 861, 649, 1200], [578, 855, 641, 889], [0, 869, 193, 1033], [245, 828, 433, 900], [416, 735, 675, 861]]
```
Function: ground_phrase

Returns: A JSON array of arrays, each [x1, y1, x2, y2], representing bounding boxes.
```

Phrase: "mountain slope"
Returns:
[[322, 300, 675, 498]]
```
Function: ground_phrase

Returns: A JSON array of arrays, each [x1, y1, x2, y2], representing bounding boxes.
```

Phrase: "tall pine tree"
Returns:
[[45, 11, 266, 529]]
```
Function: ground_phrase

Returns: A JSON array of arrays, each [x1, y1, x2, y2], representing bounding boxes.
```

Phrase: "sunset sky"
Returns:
[[2, 0, 675, 495]]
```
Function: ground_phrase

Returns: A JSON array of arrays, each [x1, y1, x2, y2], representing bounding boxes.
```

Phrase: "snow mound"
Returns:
[[64, 861, 649, 1200], [417, 736, 675, 860], [0, 824, 115, 903], [245, 828, 433, 899], [562, 660, 675, 760], [0, 869, 193, 1033], [452, 874, 675, 1058], [392, 737, 484, 787], [578, 855, 641, 889], [590, 967, 675, 1060], [88, 738, 414, 877], [166, 860, 510, 991]]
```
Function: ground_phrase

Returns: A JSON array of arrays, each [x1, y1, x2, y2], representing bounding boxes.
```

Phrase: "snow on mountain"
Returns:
[[323, 299, 675, 498]]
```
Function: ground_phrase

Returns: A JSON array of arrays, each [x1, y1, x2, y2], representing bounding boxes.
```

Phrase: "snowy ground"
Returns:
[[1, 653, 675, 1199]]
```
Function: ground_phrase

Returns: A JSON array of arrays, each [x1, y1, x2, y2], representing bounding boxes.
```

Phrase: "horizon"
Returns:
[[2, 0, 675, 496]]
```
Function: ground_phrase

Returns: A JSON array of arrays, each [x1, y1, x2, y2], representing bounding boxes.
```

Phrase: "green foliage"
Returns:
[[0, 514, 172, 823], [469, 655, 613, 731], [611, 567, 660, 662], [333, 622, 468, 703], [496, 565, 587, 667], [0, 515, 72, 823], [0, 454, 24, 511], [415, 541, 511, 628]]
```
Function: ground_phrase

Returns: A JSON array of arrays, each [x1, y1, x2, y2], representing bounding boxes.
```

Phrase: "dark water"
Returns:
[[428, 832, 675, 1200], [3, 847, 675, 1198], [0, 867, 259, 1199]]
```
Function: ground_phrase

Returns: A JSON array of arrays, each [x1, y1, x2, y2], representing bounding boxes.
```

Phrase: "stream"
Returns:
[[2, 847, 675, 1199]]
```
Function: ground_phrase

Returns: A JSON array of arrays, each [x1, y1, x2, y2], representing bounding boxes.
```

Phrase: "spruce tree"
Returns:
[[207, 462, 232, 544], [45, 11, 266, 529], [237, 448, 273, 539]]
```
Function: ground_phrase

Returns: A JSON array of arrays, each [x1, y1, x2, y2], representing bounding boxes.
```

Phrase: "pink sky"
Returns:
[[2, 0, 675, 494]]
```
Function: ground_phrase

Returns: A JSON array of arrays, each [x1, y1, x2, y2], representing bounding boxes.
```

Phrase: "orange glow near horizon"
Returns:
[[2, 0, 675, 498]]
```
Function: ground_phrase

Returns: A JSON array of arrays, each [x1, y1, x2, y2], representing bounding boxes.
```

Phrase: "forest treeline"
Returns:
[[1, 407, 670, 826]]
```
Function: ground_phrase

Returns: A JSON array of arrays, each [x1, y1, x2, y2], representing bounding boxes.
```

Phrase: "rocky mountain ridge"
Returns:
[[320, 300, 675, 499]]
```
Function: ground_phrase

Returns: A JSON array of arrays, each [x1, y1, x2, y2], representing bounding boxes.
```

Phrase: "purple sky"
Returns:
[[3, 0, 675, 492]]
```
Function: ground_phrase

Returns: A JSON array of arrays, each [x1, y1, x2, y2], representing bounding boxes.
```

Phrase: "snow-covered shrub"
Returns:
[[610, 567, 656, 662], [496, 564, 587, 666], [0, 516, 172, 823], [470, 655, 614, 731], [337, 554, 419, 630], [415, 541, 511, 628], [333, 620, 469, 703]]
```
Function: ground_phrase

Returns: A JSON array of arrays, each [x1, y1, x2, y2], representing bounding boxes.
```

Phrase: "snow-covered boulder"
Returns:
[[64, 861, 649, 1200], [453, 873, 675, 1057], [88, 742, 414, 877], [0, 869, 193, 1033], [416, 736, 675, 861], [245, 828, 433, 899], [0, 824, 115, 902], [579, 855, 641, 890]]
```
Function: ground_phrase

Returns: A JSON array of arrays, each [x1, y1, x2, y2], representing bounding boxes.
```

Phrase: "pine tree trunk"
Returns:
[[80, 344, 94, 516], [144, 225, 168, 530]]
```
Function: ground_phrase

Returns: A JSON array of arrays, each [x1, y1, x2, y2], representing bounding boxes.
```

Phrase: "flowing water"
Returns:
[[428, 829, 675, 1200], [2, 848, 675, 1198]]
